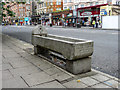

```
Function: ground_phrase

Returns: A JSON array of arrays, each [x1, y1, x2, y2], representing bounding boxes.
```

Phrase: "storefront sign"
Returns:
[[100, 6, 112, 16], [79, 10, 100, 17], [24, 17, 29, 21], [81, 12, 92, 16]]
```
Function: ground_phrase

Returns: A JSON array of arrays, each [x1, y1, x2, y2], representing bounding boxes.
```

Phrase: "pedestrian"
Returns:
[[99, 20, 102, 28], [96, 20, 98, 28], [58, 20, 60, 26], [92, 20, 95, 28], [82, 20, 85, 26]]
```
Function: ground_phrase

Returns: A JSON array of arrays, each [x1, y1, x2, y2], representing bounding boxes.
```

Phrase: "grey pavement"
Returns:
[[1, 33, 120, 88]]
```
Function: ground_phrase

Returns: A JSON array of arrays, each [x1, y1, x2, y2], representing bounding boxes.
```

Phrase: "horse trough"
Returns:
[[32, 25, 94, 74]]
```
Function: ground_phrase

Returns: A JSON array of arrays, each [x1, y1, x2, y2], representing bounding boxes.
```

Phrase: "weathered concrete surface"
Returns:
[[66, 57, 91, 74], [32, 34, 93, 60]]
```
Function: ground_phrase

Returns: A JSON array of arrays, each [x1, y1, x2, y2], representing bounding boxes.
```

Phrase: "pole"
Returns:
[[41, 14, 42, 26]]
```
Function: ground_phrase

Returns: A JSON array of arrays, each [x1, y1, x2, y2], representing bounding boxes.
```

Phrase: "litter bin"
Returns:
[[77, 23, 81, 28]]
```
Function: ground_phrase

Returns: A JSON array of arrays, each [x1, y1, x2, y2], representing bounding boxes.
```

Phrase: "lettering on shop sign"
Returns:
[[81, 12, 92, 16]]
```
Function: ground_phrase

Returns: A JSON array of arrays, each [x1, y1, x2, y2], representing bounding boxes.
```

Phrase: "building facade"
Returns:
[[36, 0, 63, 14], [3, 2, 32, 25], [63, 0, 108, 10]]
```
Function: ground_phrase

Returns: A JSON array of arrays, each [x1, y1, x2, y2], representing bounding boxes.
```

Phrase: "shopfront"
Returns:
[[77, 4, 108, 26], [52, 10, 73, 26]]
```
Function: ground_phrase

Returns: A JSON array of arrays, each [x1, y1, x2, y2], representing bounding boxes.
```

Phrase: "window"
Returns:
[[26, 6, 30, 10], [64, 0, 67, 3], [81, 4, 84, 7], [47, 3, 49, 6], [59, 8, 61, 10], [56, 0, 59, 5], [59, 2, 61, 5], [64, 7, 67, 9], [95, 2, 98, 5], [69, 0, 72, 3], [90, 2, 93, 6], [44, 3, 46, 7], [51, 8, 53, 11], [50, 2, 53, 5], [56, 8, 59, 11], [75, 5, 78, 9], [69, 6, 72, 10]]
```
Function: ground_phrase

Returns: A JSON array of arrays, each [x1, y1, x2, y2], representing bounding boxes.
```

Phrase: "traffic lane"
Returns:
[[2, 26, 33, 43]]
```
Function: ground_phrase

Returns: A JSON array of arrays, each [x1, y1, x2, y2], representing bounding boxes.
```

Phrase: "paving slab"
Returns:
[[22, 72, 55, 87], [18, 52, 32, 58], [103, 79, 119, 88], [3, 77, 28, 88], [10, 65, 41, 77], [79, 77, 100, 86], [3, 51, 21, 58], [0, 64, 2, 71], [9, 59, 32, 68], [2, 63, 13, 70], [33, 60, 54, 70], [31, 81, 66, 88], [91, 74, 110, 82], [51, 72, 72, 82], [43, 66, 63, 76], [25, 56, 43, 64], [2, 70, 13, 80], [91, 83, 112, 88], [63, 79, 88, 88]]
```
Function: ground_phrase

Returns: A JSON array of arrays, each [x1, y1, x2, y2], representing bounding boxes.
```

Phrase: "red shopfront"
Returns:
[[77, 4, 108, 25]]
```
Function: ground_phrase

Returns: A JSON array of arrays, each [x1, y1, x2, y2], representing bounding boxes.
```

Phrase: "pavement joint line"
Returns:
[[8, 62, 15, 69], [25, 59, 43, 72], [20, 76, 30, 87], [30, 79, 56, 87]]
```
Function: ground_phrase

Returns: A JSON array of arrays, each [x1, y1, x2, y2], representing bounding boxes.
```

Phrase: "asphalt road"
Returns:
[[2, 25, 119, 78]]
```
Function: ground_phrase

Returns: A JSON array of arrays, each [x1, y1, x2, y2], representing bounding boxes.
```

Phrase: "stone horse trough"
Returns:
[[32, 25, 94, 74]]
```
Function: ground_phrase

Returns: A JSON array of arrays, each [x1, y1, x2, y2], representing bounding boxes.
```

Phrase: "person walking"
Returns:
[[92, 20, 95, 28]]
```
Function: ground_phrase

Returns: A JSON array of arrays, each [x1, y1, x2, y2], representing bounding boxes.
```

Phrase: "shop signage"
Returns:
[[100, 6, 111, 16], [24, 17, 29, 21], [81, 12, 92, 16]]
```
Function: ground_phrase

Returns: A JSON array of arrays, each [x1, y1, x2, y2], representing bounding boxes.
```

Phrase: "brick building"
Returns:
[[3, 2, 32, 25]]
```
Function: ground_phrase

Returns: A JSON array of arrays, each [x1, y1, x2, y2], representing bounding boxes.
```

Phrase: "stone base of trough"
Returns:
[[34, 46, 91, 75], [66, 57, 91, 74]]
